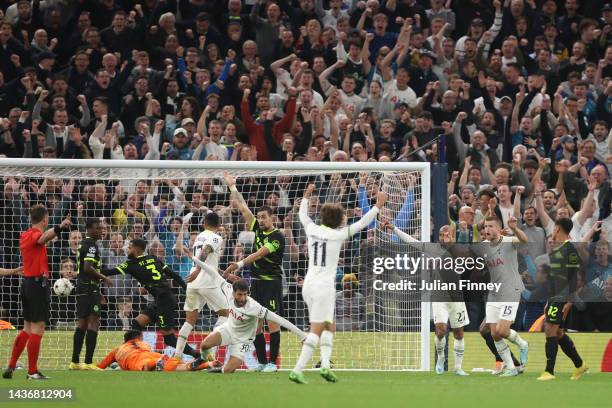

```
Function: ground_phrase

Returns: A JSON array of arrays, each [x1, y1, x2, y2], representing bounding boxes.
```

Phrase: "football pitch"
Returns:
[[1, 332, 610, 408], [2, 370, 609, 408]]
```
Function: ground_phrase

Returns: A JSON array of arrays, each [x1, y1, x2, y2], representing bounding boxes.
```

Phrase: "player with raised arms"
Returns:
[[222, 172, 286, 372], [385, 223, 470, 376], [480, 216, 530, 377], [198, 278, 306, 373], [289, 184, 387, 384], [173, 211, 234, 360]]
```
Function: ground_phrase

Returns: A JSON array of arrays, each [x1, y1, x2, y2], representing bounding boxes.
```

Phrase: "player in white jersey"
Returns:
[[174, 212, 234, 360], [481, 216, 530, 377], [199, 279, 306, 373], [387, 223, 470, 376], [289, 184, 387, 384]]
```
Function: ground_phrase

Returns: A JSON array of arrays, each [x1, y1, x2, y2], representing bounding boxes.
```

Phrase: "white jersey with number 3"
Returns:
[[188, 230, 224, 289]]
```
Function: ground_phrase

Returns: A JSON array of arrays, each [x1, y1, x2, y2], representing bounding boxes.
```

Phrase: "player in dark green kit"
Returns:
[[70, 218, 112, 371], [102, 239, 199, 358], [537, 218, 588, 381], [223, 172, 286, 372]]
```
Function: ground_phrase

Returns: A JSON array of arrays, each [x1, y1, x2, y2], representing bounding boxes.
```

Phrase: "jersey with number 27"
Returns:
[[189, 230, 223, 289]]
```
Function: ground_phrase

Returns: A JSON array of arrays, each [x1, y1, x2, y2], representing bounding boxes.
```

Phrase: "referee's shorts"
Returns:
[[21, 276, 51, 323]]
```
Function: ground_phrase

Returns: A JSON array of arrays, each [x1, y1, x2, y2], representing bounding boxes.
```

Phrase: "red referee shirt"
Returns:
[[20, 227, 49, 278]]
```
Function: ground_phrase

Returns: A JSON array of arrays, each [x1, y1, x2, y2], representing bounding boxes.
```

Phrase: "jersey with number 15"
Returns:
[[298, 198, 380, 288]]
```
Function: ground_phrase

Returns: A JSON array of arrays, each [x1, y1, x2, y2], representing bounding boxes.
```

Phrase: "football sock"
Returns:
[[454, 338, 465, 370], [254, 333, 267, 365], [545, 336, 559, 374], [559, 334, 583, 368], [269, 331, 280, 366], [320, 331, 333, 369], [175, 322, 193, 359], [27, 333, 42, 375], [508, 329, 528, 349], [293, 332, 319, 373], [9, 330, 29, 369], [435, 335, 447, 363], [494, 339, 515, 369], [84, 330, 98, 364], [71, 327, 85, 364], [482, 331, 502, 362]]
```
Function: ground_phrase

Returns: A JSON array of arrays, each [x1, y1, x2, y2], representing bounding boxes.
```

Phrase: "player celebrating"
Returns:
[[103, 239, 199, 358], [3, 205, 70, 380], [174, 212, 233, 360], [97, 330, 217, 372], [70, 218, 112, 371], [199, 279, 306, 373], [387, 223, 470, 376], [480, 216, 530, 377], [223, 172, 286, 372], [537, 218, 588, 381], [290, 184, 387, 384]]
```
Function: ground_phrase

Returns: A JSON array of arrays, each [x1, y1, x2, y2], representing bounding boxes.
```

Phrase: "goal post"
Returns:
[[0, 158, 430, 371]]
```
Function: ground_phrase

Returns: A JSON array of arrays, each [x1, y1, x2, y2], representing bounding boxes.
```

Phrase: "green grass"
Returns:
[[2, 370, 610, 408], [1, 331, 610, 407]]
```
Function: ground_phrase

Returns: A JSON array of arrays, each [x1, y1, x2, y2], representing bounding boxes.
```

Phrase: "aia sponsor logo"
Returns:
[[230, 309, 244, 322]]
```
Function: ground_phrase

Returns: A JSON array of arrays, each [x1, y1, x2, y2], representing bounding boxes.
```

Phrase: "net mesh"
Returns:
[[0, 162, 427, 371]]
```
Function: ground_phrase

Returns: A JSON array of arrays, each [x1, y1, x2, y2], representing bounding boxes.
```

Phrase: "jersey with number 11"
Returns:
[[298, 198, 380, 287]]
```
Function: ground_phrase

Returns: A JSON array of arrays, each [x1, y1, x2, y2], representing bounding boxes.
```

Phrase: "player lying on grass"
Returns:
[[198, 278, 307, 373], [97, 330, 217, 371], [289, 184, 387, 385], [384, 223, 470, 376], [102, 239, 199, 358]]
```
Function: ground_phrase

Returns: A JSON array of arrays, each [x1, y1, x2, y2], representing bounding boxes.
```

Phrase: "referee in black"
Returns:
[[537, 218, 588, 381], [224, 172, 286, 372], [70, 218, 112, 371]]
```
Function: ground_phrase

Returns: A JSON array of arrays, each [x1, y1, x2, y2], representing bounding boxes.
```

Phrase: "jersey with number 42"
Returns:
[[299, 198, 380, 288], [189, 230, 224, 289]]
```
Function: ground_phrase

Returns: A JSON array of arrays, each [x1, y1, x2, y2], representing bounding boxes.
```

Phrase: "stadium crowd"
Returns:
[[0, 0, 611, 334]]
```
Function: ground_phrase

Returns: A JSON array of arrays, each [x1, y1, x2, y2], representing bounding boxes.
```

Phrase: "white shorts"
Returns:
[[485, 302, 519, 324], [184, 283, 232, 312], [432, 302, 470, 328], [214, 323, 251, 362], [302, 284, 335, 324]]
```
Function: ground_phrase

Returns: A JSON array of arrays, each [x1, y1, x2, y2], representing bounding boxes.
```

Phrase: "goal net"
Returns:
[[0, 159, 430, 371]]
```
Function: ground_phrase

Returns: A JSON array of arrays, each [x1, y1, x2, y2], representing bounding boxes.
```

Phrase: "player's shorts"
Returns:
[[250, 279, 282, 314], [21, 277, 51, 323], [302, 283, 335, 324], [184, 282, 232, 312], [214, 323, 252, 362], [432, 302, 470, 328], [544, 301, 566, 326], [76, 285, 101, 319], [485, 301, 519, 324], [142, 295, 177, 330]]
